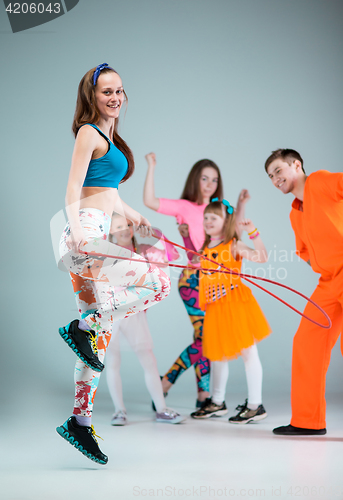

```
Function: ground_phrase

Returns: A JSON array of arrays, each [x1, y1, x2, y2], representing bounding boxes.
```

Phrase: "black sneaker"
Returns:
[[56, 416, 108, 464], [273, 424, 327, 436], [229, 399, 267, 424], [191, 399, 228, 419], [59, 319, 104, 372], [196, 398, 210, 409]]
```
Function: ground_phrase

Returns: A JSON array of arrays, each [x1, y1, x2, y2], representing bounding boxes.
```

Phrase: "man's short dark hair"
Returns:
[[265, 149, 305, 174]]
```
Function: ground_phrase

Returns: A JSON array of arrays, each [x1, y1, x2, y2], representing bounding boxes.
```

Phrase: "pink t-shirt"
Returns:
[[157, 198, 207, 251]]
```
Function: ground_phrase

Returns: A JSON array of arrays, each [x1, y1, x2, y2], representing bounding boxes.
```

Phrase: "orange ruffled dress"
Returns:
[[199, 240, 271, 361]]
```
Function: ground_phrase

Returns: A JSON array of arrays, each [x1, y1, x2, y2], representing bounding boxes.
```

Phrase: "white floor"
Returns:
[[1, 392, 343, 500]]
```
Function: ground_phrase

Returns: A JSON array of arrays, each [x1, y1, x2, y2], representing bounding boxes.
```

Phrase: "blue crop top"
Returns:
[[82, 124, 128, 189]]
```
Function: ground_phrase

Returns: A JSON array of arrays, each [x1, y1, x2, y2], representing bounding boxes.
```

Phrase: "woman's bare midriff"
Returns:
[[79, 186, 120, 217]]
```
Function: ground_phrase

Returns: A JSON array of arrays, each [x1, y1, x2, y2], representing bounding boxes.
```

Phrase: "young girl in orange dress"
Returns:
[[190, 199, 272, 423]]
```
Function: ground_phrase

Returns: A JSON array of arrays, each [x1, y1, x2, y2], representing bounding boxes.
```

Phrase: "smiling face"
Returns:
[[199, 167, 219, 203], [94, 72, 125, 121], [110, 216, 133, 247], [267, 159, 303, 194], [203, 210, 225, 239]]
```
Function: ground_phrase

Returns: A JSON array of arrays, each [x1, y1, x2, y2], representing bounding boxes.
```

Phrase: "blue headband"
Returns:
[[211, 197, 234, 214], [93, 63, 114, 85]]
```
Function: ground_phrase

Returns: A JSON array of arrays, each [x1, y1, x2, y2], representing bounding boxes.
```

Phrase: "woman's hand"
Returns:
[[178, 223, 189, 238], [238, 218, 256, 234], [238, 189, 250, 204], [133, 215, 152, 237], [145, 152, 156, 168], [66, 226, 86, 253]]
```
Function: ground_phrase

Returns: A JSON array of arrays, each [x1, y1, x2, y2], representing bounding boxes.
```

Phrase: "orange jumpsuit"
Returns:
[[289, 170, 343, 429]]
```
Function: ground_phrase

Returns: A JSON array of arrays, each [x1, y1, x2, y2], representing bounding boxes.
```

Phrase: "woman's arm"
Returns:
[[116, 197, 152, 236], [153, 228, 179, 261], [178, 224, 197, 261], [232, 219, 268, 263], [65, 126, 98, 251], [178, 224, 200, 265], [143, 152, 160, 211], [235, 189, 250, 237], [118, 198, 142, 225]]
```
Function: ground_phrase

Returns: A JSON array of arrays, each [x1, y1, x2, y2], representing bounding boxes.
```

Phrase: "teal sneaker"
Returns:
[[58, 319, 104, 372], [56, 416, 108, 464]]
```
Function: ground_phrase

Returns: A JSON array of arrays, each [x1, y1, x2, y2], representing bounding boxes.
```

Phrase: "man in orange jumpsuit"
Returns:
[[265, 148, 343, 435]]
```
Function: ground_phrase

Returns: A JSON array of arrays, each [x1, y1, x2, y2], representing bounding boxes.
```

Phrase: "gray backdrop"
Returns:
[[1, 0, 342, 415]]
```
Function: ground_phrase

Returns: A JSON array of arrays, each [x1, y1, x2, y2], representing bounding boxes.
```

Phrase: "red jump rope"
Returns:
[[79, 230, 332, 330]]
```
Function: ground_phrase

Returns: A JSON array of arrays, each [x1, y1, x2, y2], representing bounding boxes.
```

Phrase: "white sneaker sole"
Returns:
[[229, 412, 268, 424]]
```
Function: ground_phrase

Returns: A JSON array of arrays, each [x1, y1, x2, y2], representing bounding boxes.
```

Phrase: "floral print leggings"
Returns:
[[59, 208, 171, 417]]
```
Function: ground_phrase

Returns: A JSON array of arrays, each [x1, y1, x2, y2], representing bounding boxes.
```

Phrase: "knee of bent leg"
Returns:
[[155, 268, 171, 297], [163, 274, 171, 297]]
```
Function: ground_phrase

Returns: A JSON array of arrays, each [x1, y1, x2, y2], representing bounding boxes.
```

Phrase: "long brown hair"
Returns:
[[200, 201, 239, 252], [72, 66, 134, 183], [180, 159, 223, 204]]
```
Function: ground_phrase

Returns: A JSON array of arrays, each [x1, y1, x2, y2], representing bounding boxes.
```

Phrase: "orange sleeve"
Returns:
[[317, 170, 343, 201]]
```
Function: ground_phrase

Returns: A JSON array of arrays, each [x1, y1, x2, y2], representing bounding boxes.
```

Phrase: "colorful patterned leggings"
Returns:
[[164, 268, 211, 393], [59, 208, 171, 417]]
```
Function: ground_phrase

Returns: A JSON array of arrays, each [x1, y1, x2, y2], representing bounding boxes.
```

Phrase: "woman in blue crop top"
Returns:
[[56, 64, 171, 465]]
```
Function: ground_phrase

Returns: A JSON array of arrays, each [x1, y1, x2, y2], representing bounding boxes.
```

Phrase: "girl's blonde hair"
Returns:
[[200, 201, 239, 252]]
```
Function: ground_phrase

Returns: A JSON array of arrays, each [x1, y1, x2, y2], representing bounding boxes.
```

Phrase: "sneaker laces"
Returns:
[[235, 399, 248, 412], [113, 410, 126, 418], [87, 331, 99, 355], [90, 425, 103, 444]]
